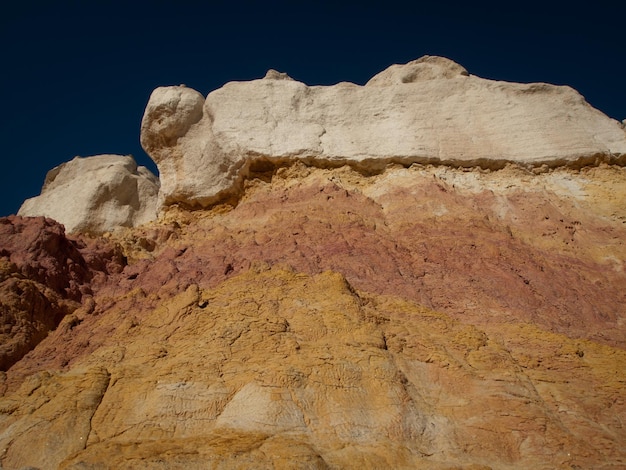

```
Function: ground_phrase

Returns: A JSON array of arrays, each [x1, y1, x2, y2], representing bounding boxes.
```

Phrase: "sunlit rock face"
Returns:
[[18, 154, 159, 234], [140, 55, 626, 208], [2, 58, 626, 469], [0, 215, 125, 370], [2, 162, 626, 469]]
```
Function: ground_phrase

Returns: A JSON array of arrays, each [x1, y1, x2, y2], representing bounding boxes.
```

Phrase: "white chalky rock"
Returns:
[[18, 154, 159, 234], [140, 55, 626, 208]]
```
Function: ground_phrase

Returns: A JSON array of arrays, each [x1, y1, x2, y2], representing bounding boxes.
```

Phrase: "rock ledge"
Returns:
[[140, 55, 626, 209]]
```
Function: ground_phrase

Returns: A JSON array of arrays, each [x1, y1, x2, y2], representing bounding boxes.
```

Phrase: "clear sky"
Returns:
[[1, 0, 624, 217]]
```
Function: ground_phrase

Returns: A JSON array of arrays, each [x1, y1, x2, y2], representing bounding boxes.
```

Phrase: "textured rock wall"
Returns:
[[18, 154, 159, 234], [1, 163, 625, 469], [3, 56, 626, 469], [0, 216, 126, 370], [2, 267, 625, 469]]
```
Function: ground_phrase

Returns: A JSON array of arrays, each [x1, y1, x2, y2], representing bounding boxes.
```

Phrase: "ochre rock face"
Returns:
[[1, 163, 625, 469]]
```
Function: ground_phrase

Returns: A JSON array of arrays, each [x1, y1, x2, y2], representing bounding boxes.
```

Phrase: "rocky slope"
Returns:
[[2, 163, 625, 469], [1, 57, 626, 469]]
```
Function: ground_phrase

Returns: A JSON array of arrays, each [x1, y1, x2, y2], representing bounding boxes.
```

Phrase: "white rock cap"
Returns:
[[140, 56, 626, 210]]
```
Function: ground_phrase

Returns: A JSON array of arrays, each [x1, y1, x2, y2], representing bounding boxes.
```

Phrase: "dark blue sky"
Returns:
[[1, 0, 624, 217]]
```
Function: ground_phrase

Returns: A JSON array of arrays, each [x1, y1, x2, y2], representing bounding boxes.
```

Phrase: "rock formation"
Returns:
[[0, 215, 126, 370], [1, 56, 626, 469], [141, 55, 626, 208], [18, 154, 159, 234]]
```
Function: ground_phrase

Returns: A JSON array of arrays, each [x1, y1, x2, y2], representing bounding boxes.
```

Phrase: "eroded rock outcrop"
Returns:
[[141, 55, 626, 208], [18, 154, 159, 234], [2, 58, 626, 469], [2, 267, 625, 469], [2, 163, 625, 469], [0, 216, 126, 370]]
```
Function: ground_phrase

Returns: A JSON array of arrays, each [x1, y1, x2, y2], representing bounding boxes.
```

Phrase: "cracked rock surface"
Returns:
[[0, 215, 125, 370]]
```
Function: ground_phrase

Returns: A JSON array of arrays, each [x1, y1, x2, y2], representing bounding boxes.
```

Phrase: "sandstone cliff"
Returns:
[[1, 57, 626, 469]]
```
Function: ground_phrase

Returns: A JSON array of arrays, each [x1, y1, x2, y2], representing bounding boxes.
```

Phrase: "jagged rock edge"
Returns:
[[159, 149, 626, 210]]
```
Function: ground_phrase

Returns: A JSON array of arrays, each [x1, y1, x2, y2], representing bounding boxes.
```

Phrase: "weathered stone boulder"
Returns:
[[140, 55, 626, 208], [18, 154, 159, 234]]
